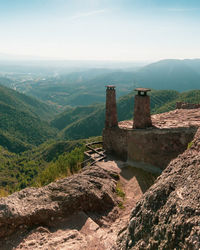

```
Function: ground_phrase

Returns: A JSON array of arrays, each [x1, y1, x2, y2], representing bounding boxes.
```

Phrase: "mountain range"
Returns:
[[52, 89, 200, 140], [135, 59, 200, 91], [0, 58, 200, 195], [0, 79, 200, 152], [1, 58, 199, 108]]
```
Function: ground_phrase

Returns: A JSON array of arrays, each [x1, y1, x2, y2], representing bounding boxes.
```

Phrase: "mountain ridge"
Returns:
[[51, 89, 200, 140], [5, 58, 199, 107]]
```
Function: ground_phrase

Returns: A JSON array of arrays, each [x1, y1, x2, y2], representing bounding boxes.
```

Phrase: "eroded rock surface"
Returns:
[[0, 158, 156, 250], [0, 165, 119, 241], [116, 128, 200, 250]]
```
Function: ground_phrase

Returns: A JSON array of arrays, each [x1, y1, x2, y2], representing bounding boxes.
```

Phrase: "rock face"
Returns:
[[116, 128, 200, 249], [0, 165, 119, 239]]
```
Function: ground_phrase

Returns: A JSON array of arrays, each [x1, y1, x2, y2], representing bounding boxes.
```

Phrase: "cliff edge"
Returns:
[[116, 128, 200, 249]]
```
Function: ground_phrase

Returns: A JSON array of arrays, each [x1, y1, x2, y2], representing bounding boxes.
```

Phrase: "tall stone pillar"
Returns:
[[133, 88, 152, 129], [105, 85, 118, 128]]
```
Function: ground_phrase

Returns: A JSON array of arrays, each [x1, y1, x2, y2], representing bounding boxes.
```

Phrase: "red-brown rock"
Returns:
[[116, 128, 200, 249], [0, 165, 119, 239]]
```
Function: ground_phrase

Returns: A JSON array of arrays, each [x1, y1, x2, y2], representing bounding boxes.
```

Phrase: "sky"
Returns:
[[0, 0, 200, 61]]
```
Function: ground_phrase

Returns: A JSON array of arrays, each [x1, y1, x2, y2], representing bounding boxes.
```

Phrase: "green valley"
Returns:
[[0, 59, 200, 197], [2, 59, 200, 108], [0, 84, 58, 153]]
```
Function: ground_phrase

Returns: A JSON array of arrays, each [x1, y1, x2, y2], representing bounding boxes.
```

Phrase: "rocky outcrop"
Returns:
[[116, 128, 200, 249], [0, 165, 119, 239], [0, 159, 154, 250], [1, 125, 199, 249]]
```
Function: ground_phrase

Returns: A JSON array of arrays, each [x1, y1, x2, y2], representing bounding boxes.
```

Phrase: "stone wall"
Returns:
[[103, 127, 128, 160], [176, 102, 200, 109], [103, 126, 198, 170], [127, 127, 197, 170]]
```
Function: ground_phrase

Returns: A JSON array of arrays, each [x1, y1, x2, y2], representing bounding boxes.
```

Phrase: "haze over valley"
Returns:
[[0, 57, 200, 193], [0, 0, 200, 249], [1, 58, 200, 108]]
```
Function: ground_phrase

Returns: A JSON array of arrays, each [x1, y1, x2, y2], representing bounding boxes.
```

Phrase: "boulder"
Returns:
[[0, 165, 119, 238]]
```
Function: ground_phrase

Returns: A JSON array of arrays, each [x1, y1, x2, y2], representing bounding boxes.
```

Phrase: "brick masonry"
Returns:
[[133, 94, 152, 129], [105, 86, 118, 128]]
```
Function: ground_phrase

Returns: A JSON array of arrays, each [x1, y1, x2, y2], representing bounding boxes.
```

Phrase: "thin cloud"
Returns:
[[167, 8, 200, 12], [69, 9, 108, 21]]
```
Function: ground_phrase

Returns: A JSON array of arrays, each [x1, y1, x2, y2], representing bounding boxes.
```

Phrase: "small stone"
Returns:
[[128, 240, 132, 247]]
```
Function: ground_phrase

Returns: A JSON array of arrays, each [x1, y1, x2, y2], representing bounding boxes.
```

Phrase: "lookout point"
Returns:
[[103, 86, 200, 172]]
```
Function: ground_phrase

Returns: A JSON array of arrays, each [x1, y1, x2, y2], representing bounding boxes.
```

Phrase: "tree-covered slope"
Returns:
[[0, 85, 58, 152], [0, 136, 101, 195], [12, 59, 200, 108], [23, 71, 136, 107], [155, 90, 200, 113], [135, 59, 200, 91], [51, 105, 100, 130], [0, 84, 57, 120], [58, 106, 105, 140], [52, 90, 180, 140]]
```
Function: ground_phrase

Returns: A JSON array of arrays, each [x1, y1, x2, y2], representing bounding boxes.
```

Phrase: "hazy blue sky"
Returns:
[[0, 0, 200, 61]]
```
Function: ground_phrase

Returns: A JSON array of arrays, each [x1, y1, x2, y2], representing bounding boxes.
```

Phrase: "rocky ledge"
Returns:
[[116, 128, 200, 249], [0, 165, 119, 239]]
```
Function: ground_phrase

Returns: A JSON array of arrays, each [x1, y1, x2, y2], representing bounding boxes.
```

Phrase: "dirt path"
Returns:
[[93, 160, 157, 249], [0, 160, 157, 250]]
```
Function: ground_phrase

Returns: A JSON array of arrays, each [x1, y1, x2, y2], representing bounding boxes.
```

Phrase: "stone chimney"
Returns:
[[133, 88, 152, 129], [105, 85, 118, 128]]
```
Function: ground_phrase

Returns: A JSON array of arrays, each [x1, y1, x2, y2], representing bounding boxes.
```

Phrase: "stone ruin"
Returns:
[[176, 101, 200, 109], [105, 86, 153, 129], [105, 85, 118, 128], [103, 86, 200, 172], [133, 88, 152, 129]]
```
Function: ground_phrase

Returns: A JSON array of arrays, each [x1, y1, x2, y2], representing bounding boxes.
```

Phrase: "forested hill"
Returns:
[[135, 59, 200, 91], [0, 84, 200, 195], [52, 89, 200, 140], [5, 58, 200, 108], [1, 80, 200, 153], [52, 90, 178, 140], [0, 84, 58, 153], [0, 84, 57, 121]]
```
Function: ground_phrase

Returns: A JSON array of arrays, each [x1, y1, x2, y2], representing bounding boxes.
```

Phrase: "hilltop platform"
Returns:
[[119, 108, 200, 130], [103, 109, 200, 171]]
